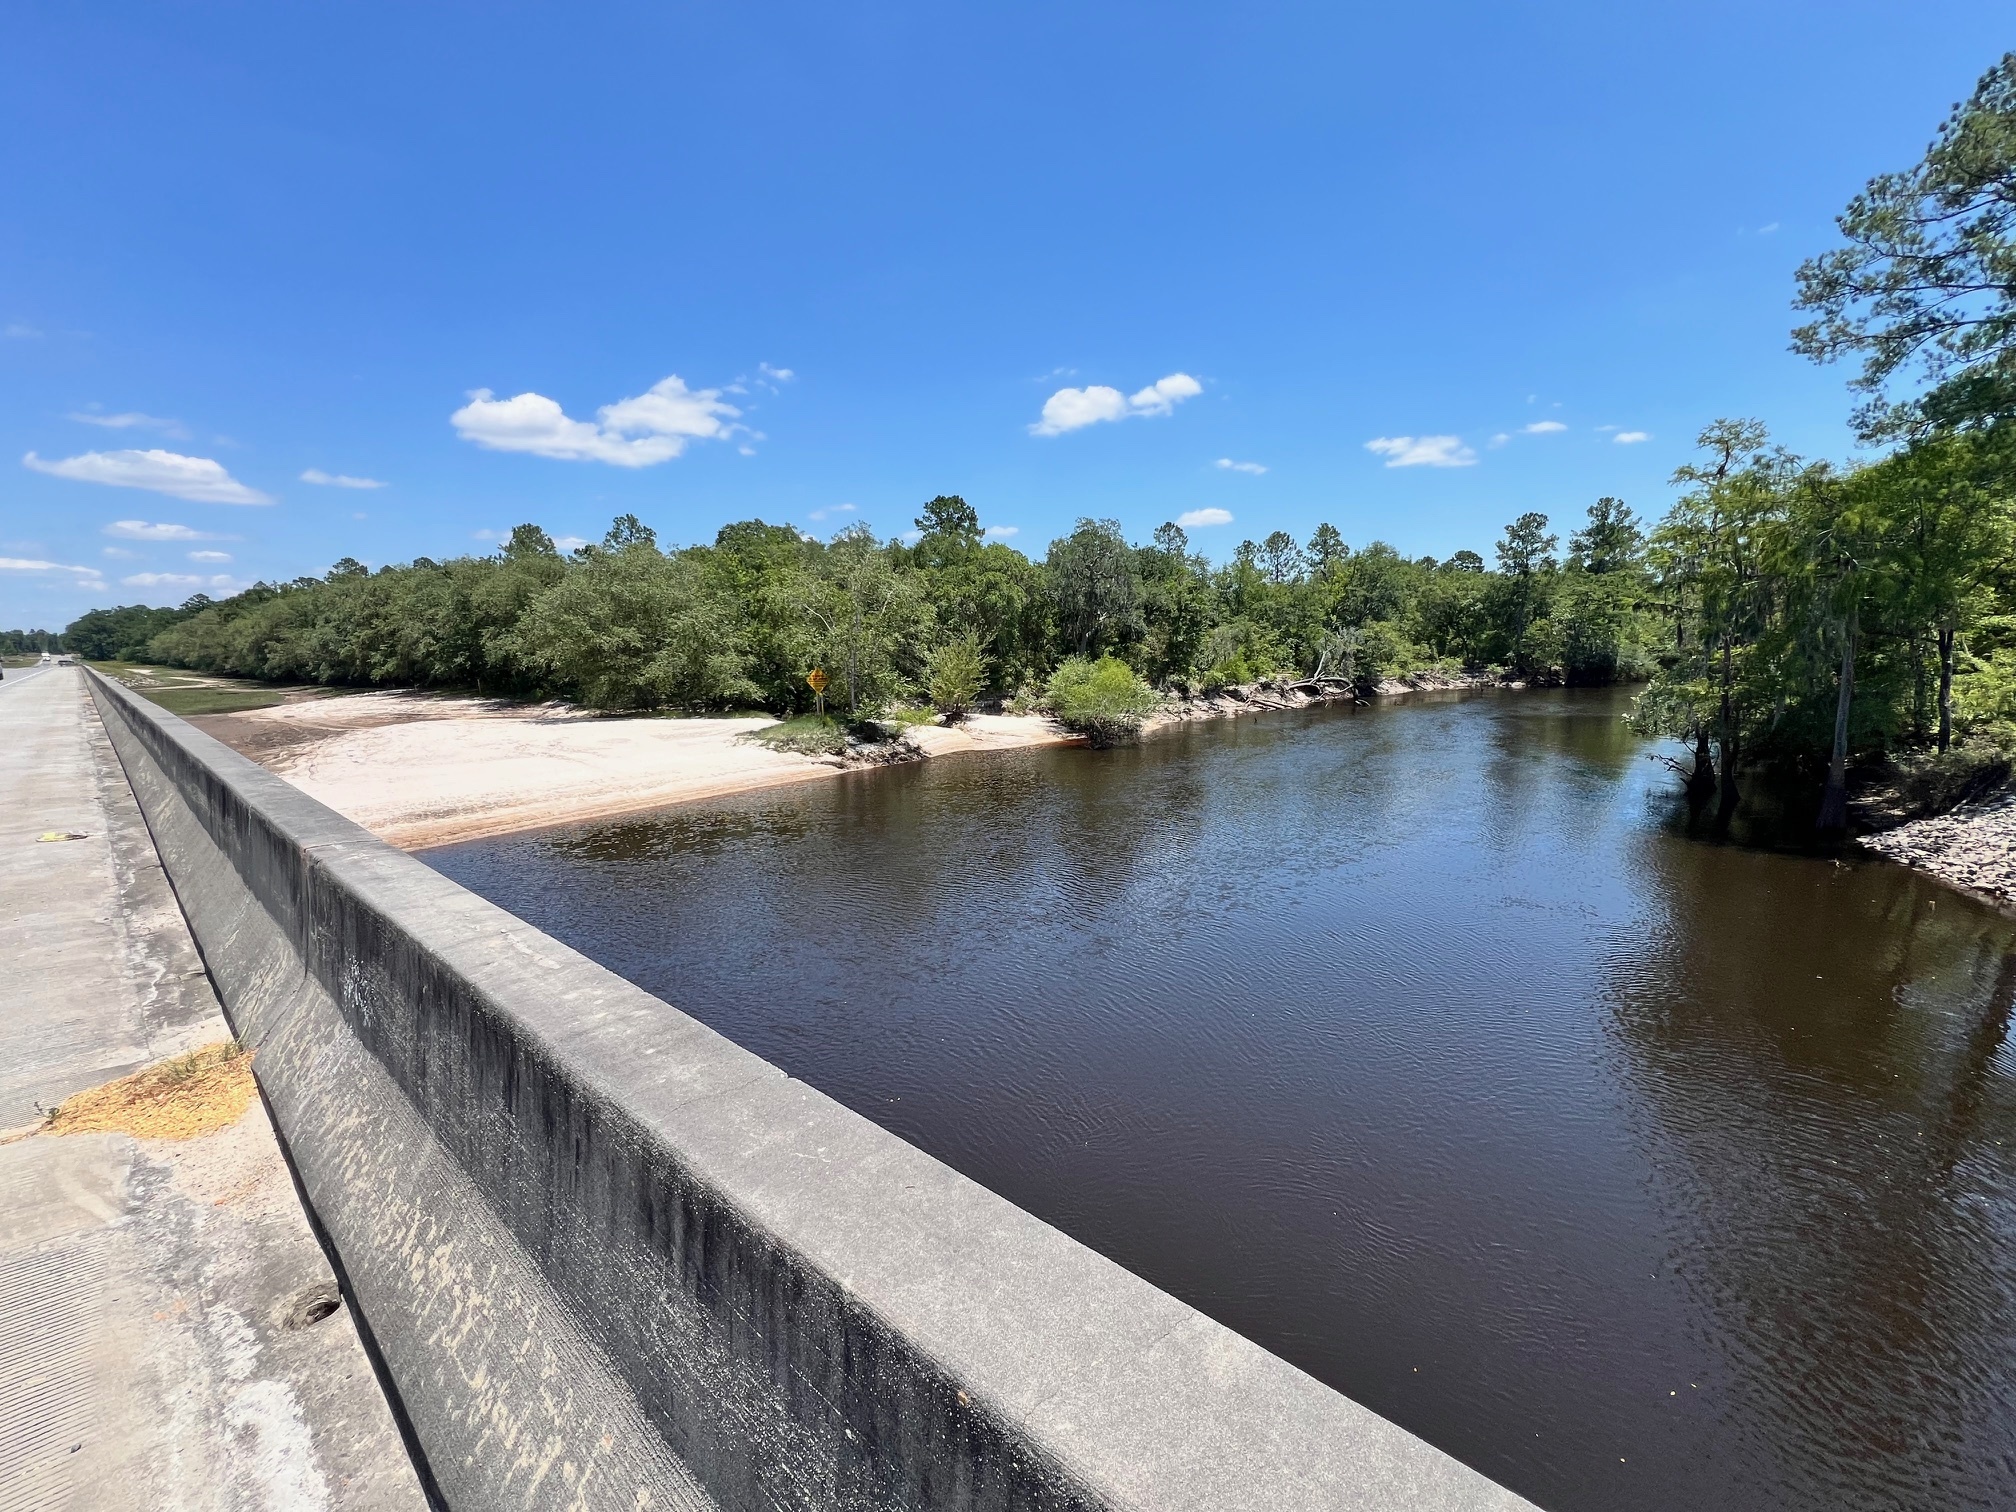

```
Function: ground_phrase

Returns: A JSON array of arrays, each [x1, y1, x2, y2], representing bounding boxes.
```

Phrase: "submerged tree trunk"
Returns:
[[1938, 624, 1956, 754], [1716, 640, 1740, 819], [1687, 727, 1716, 804], [1818, 607, 1858, 832]]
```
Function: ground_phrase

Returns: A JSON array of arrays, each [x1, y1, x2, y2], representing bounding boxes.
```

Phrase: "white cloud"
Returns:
[[1033, 384, 1129, 434], [1758, 222, 1779, 235], [451, 375, 741, 467], [1127, 373, 1203, 416], [1521, 420, 1567, 435], [1215, 458, 1267, 475], [301, 468, 386, 489], [1031, 372, 1202, 435], [105, 519, 230, 541], [758, 362, 795, 383], [1613, 431, 1651, 444], [188, 549, 232, 562], [807, 502, 857, 522], [983, 524, 1019, 539], [4, 322, 42, 340], [67, 409, 188, 438], [24, 449, 273, 504], [0, 555, 103, 579], [122, 571, 240, 589], [1488, 433, 1511, 448], [554, 535, 589, 551], [1176, 507, 1234, 528], [103, 546, 138, 559], [1364, 435, 1478, 468]]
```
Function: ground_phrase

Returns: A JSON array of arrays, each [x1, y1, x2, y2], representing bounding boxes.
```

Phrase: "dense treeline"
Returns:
[[0, 627, 65, 655], [132, 498, 1658, 716], [62, 602, 208, 661], [1633, 54, 2016, 822]]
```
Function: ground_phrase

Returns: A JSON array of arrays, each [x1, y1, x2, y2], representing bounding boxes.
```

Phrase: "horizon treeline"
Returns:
[[0, 627, 64, 654], [57, 496, 1659, 713]]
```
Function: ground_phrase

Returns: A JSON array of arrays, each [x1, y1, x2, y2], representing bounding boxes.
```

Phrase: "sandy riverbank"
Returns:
[[188, 692, 1073, 849], [177, 669, 1507, 850]]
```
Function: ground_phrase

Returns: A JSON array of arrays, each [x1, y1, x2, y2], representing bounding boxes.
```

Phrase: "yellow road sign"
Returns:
[[806, 668, 828, 692]]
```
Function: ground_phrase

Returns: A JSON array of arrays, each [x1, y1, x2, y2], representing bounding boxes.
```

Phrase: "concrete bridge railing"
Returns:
[[87, 668, 1535, 1512]]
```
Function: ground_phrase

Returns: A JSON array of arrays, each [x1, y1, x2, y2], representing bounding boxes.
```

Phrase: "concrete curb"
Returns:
[[88, 668, 1537, 1512]]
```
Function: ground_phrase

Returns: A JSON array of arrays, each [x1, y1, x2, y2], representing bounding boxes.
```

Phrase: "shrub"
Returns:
[[926, 633, 987, 719], [1046, 655, 1158, 747]]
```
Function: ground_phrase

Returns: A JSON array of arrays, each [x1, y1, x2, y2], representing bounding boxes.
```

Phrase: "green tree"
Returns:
[[1569, 498, 1645, 574], [1492, 512, 1558, 675], [1046, 518, 1141, 657], [1259, 530, 1306, 585], [913, 494, 983, 567], [1794, 54, 2016, 437], [1634, 421, 1788, 813], [1307, 523, 1349, 578]]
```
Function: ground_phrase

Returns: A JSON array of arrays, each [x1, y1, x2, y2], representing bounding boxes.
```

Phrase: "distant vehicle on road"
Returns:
[[56, 656, 74, 666]]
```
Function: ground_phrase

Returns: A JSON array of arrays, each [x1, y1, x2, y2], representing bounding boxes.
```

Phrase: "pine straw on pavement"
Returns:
[[41, 1040, 257, 1142]]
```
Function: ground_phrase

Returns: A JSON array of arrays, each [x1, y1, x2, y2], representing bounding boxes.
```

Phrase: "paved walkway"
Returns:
[[0, 667, 426, 1511]]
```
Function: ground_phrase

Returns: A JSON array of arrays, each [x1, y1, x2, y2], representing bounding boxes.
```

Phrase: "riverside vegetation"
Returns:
[[55, 500, 1657, 748], [24, 55, 2016, 816]]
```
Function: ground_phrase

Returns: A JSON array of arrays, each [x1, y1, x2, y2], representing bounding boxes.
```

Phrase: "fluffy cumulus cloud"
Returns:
[[1176, 507, 1234, 528], [451, 375, 742, 466], [984, 524, 1019, 538], [1521, 420, 1567, 435], [301, 469, 386, 489], [1215, 458, 1267, 475], [1031, 372, 1202, 436], [1614, 430, 1651, 444], [24, 449, 273, 504], [104, 519, 230, 541], [1364, 435, 1478, 468]]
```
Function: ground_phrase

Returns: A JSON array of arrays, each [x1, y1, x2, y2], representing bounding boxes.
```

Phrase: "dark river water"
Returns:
[[423, 687, 2016, 1512]]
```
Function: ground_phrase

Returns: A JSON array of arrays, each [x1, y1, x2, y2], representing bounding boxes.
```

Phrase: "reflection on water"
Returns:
[[425, 688, 2016, 1512]]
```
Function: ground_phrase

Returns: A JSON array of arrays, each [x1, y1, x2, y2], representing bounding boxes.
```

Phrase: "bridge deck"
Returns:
[[0, 665, 425, 1512]]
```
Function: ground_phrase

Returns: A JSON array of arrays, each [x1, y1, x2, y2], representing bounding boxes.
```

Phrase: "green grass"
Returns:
[[90, 661, 332, 718], [879, 705, 939, 728], [748, 713, 850, 755], [143, 686, 302, 716]]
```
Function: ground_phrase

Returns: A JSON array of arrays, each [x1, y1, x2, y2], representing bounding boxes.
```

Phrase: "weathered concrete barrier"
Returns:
[[88, 669, 1537, 1512]]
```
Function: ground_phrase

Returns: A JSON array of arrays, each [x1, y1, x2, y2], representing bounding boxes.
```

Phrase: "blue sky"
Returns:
[[3, 2, 2010, 625]]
